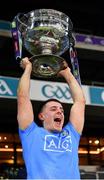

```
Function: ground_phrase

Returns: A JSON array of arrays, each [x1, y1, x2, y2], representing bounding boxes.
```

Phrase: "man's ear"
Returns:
[[38, 113, 44, 121]]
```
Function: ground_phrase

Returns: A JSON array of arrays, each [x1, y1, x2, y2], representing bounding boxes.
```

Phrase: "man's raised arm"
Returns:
[[17, 57, 34, 130], [58, 66, 86, 134]]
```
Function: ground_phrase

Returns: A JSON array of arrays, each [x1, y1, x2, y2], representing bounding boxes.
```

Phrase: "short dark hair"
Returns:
[[39, 98, 63, 113]]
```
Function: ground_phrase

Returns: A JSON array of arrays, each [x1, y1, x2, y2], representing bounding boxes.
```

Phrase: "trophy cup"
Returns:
[[11, 9, 81, 83]]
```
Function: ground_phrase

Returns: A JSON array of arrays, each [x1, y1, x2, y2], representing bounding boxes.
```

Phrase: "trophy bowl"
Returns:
[[12, 9, 73, 77]]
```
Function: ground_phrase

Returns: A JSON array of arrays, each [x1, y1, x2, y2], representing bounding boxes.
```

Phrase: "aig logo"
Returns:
[[44, 134, 72, 152], [0, 79, 13, 95], [42, 84, 72, 100]]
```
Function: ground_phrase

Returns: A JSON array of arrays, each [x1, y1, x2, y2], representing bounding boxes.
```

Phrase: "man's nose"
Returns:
[[56, 109, 62, 114]]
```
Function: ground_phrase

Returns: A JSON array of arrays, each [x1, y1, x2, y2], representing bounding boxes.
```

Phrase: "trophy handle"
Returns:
[[11, 16, 23, 64], [11, 13, 28, 64], [68, 33, 81, 86], [69, 43, 81, 86]]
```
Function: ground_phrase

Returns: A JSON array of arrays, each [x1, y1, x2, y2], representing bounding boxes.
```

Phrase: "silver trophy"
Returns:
[[11, 9, 76, 78]]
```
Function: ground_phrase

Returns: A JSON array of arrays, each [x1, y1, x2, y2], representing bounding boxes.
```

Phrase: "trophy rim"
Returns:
[[29, 8, 69, 18], [29, 54, 65, 62], [16, 8, 73, 31]]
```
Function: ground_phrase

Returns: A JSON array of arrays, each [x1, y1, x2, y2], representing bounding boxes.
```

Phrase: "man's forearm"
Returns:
[[17, 66, 31, 98], [63, 69, 85, 103]]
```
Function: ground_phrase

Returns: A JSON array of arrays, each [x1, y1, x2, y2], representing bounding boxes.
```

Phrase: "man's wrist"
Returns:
[[24, 66, 32, 74]]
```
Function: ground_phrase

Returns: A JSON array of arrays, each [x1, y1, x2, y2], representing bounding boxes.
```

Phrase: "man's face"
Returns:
[[39, 101, 64, 132]]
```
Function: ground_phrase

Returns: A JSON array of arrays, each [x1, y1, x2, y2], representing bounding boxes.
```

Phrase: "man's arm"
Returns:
[[58, 67, 86, 134], [17, 57, 34, 130]]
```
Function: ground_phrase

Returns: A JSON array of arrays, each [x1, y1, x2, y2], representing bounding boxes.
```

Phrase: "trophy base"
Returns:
[[29, 54, 67, 78]]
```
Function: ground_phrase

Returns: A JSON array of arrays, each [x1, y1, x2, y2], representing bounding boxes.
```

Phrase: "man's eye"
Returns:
[[51, 108, 56, 111]]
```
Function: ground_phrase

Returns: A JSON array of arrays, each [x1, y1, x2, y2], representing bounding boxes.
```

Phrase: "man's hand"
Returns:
[[58, 66, 71, 78], [20, 57, 32, 71]]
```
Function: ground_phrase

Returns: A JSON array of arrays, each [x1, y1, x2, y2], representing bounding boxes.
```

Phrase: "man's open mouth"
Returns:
[[54, 118, 62, 125]]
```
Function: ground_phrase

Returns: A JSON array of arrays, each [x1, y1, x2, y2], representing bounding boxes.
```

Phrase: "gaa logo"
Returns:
[[42, 84, 72, 100], [90, 87, 104, 105], [101, 91, 104, 102], [0, 79, 13, 95]]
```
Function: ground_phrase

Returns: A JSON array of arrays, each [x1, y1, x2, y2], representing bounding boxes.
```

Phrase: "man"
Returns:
[[17, 57, 86, 179]]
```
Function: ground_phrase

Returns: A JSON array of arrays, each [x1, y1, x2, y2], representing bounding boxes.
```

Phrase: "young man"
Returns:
[[17, 57, 86, 179]]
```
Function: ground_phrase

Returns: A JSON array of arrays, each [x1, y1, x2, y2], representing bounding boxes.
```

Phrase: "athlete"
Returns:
[[17, 57, 86, 179]]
